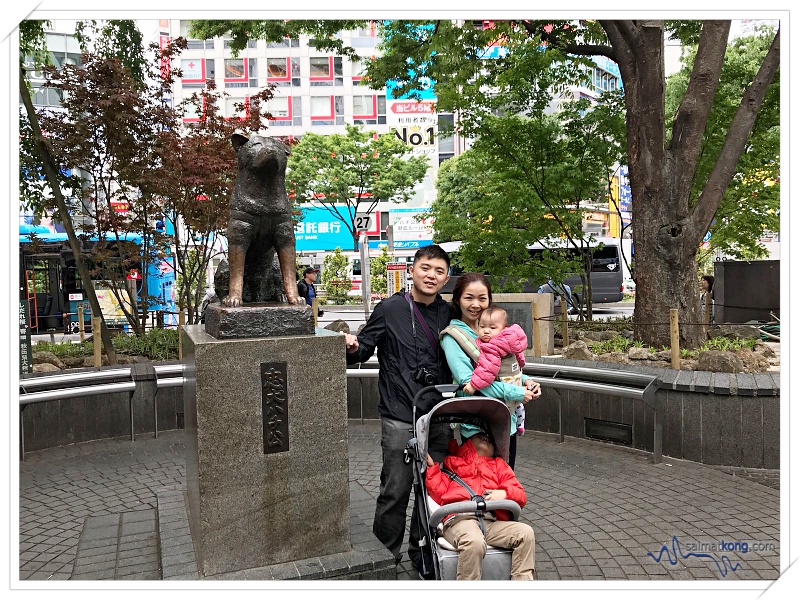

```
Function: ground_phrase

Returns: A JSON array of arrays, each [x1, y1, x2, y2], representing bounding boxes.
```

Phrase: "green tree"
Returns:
[[370, 246, 392, 297], [32, 36, 182, 335], [321, 248, 352, 304], [364, 19, 779, 347], [665, 28, 779, 262], [160, 80, 274, 324], [288, 124, 428, 251], [182, 19, 780, 347]]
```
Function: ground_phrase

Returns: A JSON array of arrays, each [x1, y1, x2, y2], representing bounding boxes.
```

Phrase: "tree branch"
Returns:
[[690, 28, 780, 239], [668, 21, 731, 199]]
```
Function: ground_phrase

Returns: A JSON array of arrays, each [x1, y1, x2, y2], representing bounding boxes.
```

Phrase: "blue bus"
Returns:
[[19, 226, 177, 333]]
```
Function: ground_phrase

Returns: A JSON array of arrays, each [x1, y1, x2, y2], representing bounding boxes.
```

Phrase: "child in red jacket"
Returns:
[[426, 431, 535, 580], [462, 306, 529, 435]]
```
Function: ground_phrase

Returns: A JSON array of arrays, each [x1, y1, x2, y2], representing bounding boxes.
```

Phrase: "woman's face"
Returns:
[[701, 279, 710, 292], [458, 282, 490, 328]]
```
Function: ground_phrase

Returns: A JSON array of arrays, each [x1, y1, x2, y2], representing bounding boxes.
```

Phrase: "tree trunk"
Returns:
[[602, 21, 710, 348], [19, 65, 118, 363]]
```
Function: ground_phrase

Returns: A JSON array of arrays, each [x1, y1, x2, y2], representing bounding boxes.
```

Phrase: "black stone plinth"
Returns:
[[204, 303, 314, 339]]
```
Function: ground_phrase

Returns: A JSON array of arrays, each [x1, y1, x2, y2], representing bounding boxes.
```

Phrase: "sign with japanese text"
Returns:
[[295, 206, 354, 251], [19, 301, 32, 375], [389, 208, 434, 249], [386, 262, 408, 296]]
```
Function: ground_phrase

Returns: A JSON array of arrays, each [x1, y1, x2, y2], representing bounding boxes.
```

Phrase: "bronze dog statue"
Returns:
[[223, 133, 303, 307]]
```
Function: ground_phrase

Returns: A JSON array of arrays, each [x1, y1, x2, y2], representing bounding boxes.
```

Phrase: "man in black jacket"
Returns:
[[344, 244, 453, 576]]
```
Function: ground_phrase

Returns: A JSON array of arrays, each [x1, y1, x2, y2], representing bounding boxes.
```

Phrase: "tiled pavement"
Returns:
[[19, 422, 780, 581]]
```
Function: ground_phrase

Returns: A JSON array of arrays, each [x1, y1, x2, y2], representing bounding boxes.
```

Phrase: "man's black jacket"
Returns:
[[346, 291, 453, 423]]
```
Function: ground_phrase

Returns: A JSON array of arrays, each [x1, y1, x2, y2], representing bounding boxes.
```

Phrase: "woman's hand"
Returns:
[[524, 379, 541, 400]]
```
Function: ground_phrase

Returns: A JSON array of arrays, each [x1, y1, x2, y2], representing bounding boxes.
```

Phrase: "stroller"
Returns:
[[404, 384, 523, 580]]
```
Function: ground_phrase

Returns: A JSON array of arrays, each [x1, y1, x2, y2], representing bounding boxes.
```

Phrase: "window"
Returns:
[[310, 56, 343, 86], [225, 97, 248, 120], [179, 21, 214, 49], [310, 96, 344, 125], [351, 23, 376, 47], [181, 58, 214, 86], [438, 113, 455, 164], [351, 57, 368, 85], [292, 97, 303, 126], [310, 56, 331, 78], [353, 95, 385, 125], [224, 58, 257, 88], [267, 58, 289, 79], [267, 96, 291, 119], [267, 38, 300, 48], [224, 39, 257, 49], [32, 86, 62, 107], [183, 97, 205, 123]]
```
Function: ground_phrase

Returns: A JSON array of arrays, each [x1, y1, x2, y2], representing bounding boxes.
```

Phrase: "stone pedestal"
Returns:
[[182, 325, 350, 577]]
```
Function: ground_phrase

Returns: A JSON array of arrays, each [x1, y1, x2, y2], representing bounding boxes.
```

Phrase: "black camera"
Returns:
[[414, 367, 436, 386]]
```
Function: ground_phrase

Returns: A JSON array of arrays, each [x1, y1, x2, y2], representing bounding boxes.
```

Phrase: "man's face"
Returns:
[[478, 312, 505, 343], [409, 257, 449, 299], [309, 271, 317, 282]]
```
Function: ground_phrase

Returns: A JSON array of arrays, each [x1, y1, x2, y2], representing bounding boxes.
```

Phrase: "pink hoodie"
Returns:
[[469, 323, 528, 390]]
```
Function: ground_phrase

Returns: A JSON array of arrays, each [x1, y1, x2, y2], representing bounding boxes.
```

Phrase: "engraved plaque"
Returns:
[[261, 362, 289, 454]]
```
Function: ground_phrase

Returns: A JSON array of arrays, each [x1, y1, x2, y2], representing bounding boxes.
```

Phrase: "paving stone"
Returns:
[[20, 424, 780, 582]]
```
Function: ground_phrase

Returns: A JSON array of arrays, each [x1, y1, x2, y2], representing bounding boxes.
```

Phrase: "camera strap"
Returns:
[[405, 292, 439, 352]]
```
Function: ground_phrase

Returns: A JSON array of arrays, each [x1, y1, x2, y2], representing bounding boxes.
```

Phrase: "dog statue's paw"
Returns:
[[223, 295, 242, 307], [288, 296, 306, 306]]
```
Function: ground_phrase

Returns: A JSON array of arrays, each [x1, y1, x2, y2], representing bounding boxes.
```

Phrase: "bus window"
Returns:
[[591, 246, 620, 272]]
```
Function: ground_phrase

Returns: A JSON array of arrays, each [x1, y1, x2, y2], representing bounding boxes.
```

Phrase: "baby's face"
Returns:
[[478, 313, 505, 343], [470, 432, 495, 457]]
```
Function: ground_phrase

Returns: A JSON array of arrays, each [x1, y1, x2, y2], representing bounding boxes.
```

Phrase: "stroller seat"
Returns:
[[426, 493, 514, 579]]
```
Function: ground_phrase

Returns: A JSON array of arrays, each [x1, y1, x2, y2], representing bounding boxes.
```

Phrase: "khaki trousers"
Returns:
[[442, 515, 535, 580]]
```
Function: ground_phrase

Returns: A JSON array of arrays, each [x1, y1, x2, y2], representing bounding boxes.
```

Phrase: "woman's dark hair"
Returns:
[[451, 272, 492, 320], [701, 274, 714, 291]]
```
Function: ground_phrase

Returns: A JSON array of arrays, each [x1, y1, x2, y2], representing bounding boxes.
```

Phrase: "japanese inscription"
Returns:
[[261, 362, 289, 454]]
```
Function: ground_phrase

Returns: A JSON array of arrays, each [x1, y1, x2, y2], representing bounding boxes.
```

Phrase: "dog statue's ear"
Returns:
[[231, 132, 249, 152], [285, 145, 291, 157]]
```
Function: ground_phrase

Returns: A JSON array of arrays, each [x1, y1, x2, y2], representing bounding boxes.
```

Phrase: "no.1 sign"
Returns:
[[386, 262, 408, 296]]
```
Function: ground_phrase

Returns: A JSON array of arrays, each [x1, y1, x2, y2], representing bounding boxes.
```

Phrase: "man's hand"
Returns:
[[344, 333, 359, 354]]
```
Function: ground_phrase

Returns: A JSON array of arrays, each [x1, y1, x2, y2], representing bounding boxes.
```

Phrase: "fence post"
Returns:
[[92, 317, 102, 367], [705, 294, 712, 331], [312, 297, 319, 327], [78, 305, 85, 342], [178, 310, 185, 361], [561, 299, 569, 347], [531, 300, 542, 357], [670, 309, 680, 369]]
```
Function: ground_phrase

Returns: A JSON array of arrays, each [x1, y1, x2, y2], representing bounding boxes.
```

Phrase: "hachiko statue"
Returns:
[[222, 133, 303, 307]]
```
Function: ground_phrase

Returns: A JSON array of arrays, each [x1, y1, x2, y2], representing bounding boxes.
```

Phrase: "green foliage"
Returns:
[[288, 124, 428, 251], [666, 27, 780, 261], [189, 20, 367, 58], [701, 336, 758, 352], [176, 248, 207, 313], [74, 20, 148, 85], [588, 336, 636, 354], [321, 248, 352, 304], [33, 328, 179, 361], [369, 246, 392, 297]]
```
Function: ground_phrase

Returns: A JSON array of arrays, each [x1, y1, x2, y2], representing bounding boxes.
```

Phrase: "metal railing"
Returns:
[[19, 364, 185, 460], [19, 358, 662, 462]]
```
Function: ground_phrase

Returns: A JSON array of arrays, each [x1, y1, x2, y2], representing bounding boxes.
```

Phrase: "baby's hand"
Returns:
[[463, 383, 475, 395], [482, 489, 508, 501], [426, 453, 434, 467]]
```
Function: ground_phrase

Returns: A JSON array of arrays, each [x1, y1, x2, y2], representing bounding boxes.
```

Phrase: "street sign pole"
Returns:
[[359, 233, 371, 320]]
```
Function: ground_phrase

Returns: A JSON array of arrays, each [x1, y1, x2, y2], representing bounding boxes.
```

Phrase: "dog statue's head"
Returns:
[[231, 133, 291, 172]]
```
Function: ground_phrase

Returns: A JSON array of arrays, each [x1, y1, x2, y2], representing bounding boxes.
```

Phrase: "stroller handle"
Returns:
[[411, 383, 463, 423], [428, 499, 522, 530]]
